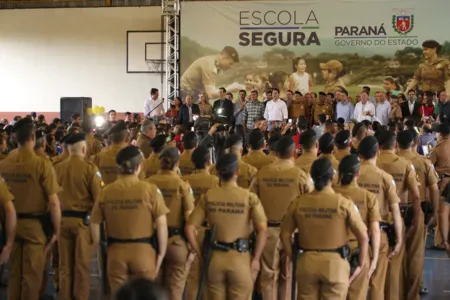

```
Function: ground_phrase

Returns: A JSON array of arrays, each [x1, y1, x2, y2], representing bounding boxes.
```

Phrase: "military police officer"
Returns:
[[242, 129, 276, 170], [145, 147, 195, 300], [0, 118, 62, 300], [90, 146, 169, 294], [179, 131, 197, 175], [186, 153, 268, 300], [295, 129, 318, 173], [140, 134, 167, 179], [333, 130, 351, 162], [250, 136, 312, 300], [280, 157, 369, 299], [54, 133, 102, 300]]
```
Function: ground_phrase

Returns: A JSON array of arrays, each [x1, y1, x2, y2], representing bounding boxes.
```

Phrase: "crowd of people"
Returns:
[[0, 81, 449, 300]]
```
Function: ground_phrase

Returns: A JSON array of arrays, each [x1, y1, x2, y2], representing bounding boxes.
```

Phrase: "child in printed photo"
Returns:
[[253, 72, 269, 102], [289, 57, 314, 95]]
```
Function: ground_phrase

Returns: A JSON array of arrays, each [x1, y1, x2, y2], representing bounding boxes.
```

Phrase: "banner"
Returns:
[[180, 0, 450, 101]]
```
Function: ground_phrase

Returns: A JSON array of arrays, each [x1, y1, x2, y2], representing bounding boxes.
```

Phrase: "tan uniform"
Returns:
[[334, 182, 381, 300], [249, 160, 312, 300], [183, 169, 219, 300], [210, 158, 257, 189], [0, 152, 7, 161], [289, 101, 309, 119], [188, 181, 267, 300], [430, 137, 450, 246], [136, 134, 153, 159], [179, 149, 195, 176], [357, 160, 400, 300], [0, 147, 61, 300], [146, 170, 195, 300], [313, 103, 333, 124], [93, 143, 126, 185], [181, 55, 218, 93], [334, 149, 350, 162], [398, 150, 438, 300], [51, 152, 69, 166], [139, 152, 161, 179], [281, 186, 367, 300], [319, 153, 339, 172], [54, 156, 102, 300], [242, 150, 277, 170], [294, 151, 317, 173], [85, 134, 102, 160], [91, 175, 169, 294], [377, 150, 419, 300], [413, 58, 450, 92]]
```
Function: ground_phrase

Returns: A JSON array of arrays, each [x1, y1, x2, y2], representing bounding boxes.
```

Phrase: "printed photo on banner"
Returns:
[[180, 0, 450, 103]]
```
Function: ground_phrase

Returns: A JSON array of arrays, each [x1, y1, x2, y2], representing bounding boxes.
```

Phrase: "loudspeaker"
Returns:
[[60, 97, 92, 123]]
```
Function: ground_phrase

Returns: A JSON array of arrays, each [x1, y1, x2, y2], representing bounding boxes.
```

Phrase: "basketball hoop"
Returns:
[[145, 59, 164, 72]]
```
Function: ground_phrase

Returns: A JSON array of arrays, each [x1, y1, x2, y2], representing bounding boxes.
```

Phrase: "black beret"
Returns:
[[216, 153, 239, 172], [248, 129, 264, 144], [359, 136, 379, 155], [159, 147, 180, 160], [396, 130, 414, 146], [116, 146, 142, 165], [13, 117, 33, 132], [276, 135, 294, 152], [338, 154, 360, 173], [224, 134, 243, 149], [335, 130, 351, 145], [433, 122, 450, 135], [299, 129, 317, 145], [319, 91, 327, 97], [60, 134, 72, 145], [65, 133, 86, 145], [268, 132, 282, 147], [319, 132, 334, 150], [182, 131, 197, 143], [150, 134, 167, 149], [376, 130, 396, 147], [108, 121, 127, 135]]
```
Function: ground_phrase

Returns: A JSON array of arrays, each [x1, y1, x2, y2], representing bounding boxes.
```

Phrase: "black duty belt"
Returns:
[[62, 211, 88, 218], [267, 221, 281, 227], [213, 238, 251, 253], [379, 221, 396, 248], [17, 213, 44, 219], [302, 248, 340, 254], [168, 227, 183, 238], [107, 237, 152, 245], [301, 244, 350, 260]]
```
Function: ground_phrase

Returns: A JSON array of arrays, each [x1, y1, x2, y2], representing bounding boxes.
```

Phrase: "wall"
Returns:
[[0, 7, 163, 121]]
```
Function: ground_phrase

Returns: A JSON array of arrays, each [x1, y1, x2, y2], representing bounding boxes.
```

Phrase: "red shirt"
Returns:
[[419, 105, 434, 117], [175, 134, 183, 152]]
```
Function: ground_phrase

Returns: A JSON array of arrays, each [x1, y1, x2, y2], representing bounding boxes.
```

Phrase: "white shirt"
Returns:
[[264, 99, 288, 121], [354, 101, 375, 122], [144, 97, 165, 117], [408, 101, 415, 115]]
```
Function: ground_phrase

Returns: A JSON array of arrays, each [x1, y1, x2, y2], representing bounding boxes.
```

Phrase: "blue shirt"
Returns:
[[336, 101, 354, 122], [417, 132, 436, 155]]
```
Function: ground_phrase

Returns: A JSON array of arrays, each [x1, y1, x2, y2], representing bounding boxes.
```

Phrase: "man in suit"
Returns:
[[212, 87, 234, 124], [179, 95, 200, 130], [401, 90, 422, 121]]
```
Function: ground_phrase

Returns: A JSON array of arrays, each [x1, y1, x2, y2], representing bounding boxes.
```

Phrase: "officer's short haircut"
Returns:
[[352, 123, 367, 139], [15, 124, 35, 145], [318, 114, 326, 124], [379, 133, 396, 150], [248, 129, 265, 150], [182, 132, 197, 150], [300, 130, 318, 150], [140, 119, 155, 134], [110, 131, 128, 144], [151, 88, 158, 95], [191, 146, 210, 169]]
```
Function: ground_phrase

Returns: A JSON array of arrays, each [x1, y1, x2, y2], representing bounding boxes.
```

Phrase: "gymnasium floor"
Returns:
[[0, 236, 448, 300]]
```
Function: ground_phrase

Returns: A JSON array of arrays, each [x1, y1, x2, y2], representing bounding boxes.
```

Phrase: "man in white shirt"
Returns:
[[143, 88, 165, 122], [263, 88, 288, 130], [375, 91, 391, 125], [354, 91, 376, 122]]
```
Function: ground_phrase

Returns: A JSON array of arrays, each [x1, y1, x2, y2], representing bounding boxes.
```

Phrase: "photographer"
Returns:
[[212, 87, 234, 124]]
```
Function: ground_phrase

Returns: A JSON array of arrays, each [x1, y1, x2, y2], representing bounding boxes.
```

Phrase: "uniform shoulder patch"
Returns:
[[354, 204, 359, 213], [189, 188, 194, 195], [96, 171, 102, 179], [392, 179, 397, 188], [410, 164, 416, 172], [156, 188, 163, 196]]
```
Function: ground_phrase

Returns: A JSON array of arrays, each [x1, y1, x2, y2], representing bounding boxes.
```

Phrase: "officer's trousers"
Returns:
[[385, 224, 406, 300], [403, 213, 425, 300], [296, 252, 349, 300], [260, 227, 292, 300], [8, 221, 47, 300], [207, 250, 253, 300], [369, 231, 389, 300], [107, 243, 157, 295], [160, 235, 190, 300], [58, 218, 94, 300], [186, 228, 207, 300], [347, 247, 369, 300]]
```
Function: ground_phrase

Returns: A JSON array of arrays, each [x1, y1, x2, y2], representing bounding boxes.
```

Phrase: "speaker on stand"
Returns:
[[60, 97, 92, 123]]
